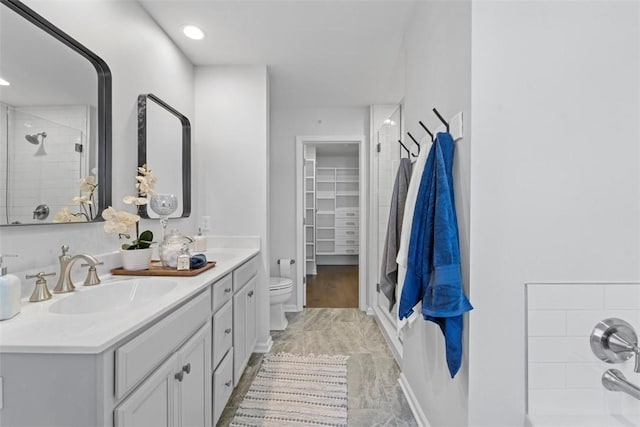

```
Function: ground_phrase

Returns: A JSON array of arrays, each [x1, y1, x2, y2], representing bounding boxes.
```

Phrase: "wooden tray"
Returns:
[[111, 261, 216, 277]]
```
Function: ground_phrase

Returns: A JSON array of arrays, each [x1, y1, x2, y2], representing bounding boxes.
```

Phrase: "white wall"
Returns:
[[399, 2, 472, 426], [469, 2, 640, 426], [0, 1, 195, 274], [195, 65, 270, 348], [269, 107, 369, 305]]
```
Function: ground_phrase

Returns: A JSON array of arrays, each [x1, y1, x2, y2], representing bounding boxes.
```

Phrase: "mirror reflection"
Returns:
[[0, 0, 111, 225], [137, 94, 191, 219]]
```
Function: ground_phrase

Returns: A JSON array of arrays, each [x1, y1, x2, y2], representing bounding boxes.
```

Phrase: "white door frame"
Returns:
[[295, 135, 368, 311]]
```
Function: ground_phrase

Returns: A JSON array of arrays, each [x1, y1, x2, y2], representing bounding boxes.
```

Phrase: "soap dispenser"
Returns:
[[193, 228, 207, 252], [0, 254, 21, 320]]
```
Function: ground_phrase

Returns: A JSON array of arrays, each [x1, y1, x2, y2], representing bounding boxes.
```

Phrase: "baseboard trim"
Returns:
[[398, 373, 432, 427], [254, 336, 273, 353], [366, 306, 375, 315]]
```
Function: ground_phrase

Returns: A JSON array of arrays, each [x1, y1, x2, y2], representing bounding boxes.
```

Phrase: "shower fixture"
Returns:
[[24, 132, 47, 155]]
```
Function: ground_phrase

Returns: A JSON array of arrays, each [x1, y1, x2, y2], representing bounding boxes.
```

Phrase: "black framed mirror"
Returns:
[[0, 0, 111, 226], [137, 93, 191, 219]]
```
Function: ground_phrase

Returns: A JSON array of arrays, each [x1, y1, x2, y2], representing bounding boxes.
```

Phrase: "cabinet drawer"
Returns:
[[335, 228, 358, 238], [335, 236, 358, 246], [115, 289, 211, 400], [335, 245, 358, 255], [233, 255, 259, 292], [335, 210, 358, 219], [335, 218, 359, 228], [213, 349, 234, 425], [212, 299, 233, 370], [211, 273, 233, 313]]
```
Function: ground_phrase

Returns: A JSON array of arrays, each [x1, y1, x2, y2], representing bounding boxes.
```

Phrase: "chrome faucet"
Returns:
[[602, 369, 640, 401], [52, 245, 102, 293]]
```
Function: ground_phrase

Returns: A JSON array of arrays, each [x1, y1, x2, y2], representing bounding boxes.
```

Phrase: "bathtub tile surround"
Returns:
[[217, 308, 417, 427], [526, 283, 640, 420]]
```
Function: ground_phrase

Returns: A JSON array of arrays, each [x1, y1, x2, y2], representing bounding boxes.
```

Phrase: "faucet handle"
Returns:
[[82, 263, 103, 287], [591, 318, 640, 373], [60, 245, 69, 256], [26, 272, 55, 302]]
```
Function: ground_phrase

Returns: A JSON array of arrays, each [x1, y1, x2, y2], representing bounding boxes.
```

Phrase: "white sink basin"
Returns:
[[49, 278, 177, 315]]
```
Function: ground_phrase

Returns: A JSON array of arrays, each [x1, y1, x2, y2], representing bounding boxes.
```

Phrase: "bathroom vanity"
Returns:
[[0, 248, 260, 427]]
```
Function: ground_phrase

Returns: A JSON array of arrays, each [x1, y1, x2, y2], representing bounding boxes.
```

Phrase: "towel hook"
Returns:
[[432, 108, 449, 132], [407, 132, 421, 154], [419, 121, 434, 141], [397, 140, 416, 158]]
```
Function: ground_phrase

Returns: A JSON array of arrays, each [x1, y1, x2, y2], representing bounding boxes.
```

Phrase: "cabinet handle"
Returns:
[[347, 250, 355, 253], [347, 213, 355, 216], [224, 288, 232, 293], [225, 380, 232, 387], [225, 328, 232, 334], [346, 231, 355, 235], [248, 290, 254, 298], [346, 240, 355, 244], [182, 363, 191, 374], [346, 222, 355, 225], [175, 371, 184, 382]]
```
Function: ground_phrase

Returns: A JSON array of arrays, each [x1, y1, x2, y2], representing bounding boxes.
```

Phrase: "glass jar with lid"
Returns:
[[159, 229, 193, 268]]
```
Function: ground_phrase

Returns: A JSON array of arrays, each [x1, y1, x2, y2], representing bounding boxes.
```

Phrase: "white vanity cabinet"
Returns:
[[232, 255, 259, 385], [114, 288, 213, 427], [0, 249, 262, 427], [114, 321, 211, 427]]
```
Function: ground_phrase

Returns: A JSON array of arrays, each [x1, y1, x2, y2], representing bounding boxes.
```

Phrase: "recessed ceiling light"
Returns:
[[0, 77, 10, 86], [182, 25, 205, 40]]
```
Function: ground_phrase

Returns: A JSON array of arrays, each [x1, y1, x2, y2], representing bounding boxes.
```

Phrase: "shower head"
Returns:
[[25, 132, 47, 145], [25, 134, 40, 144]]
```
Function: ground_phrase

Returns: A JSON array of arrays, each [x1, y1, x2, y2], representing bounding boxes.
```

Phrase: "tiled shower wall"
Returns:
[[526, 283, 640, 416], [1, 105, 90, 224]]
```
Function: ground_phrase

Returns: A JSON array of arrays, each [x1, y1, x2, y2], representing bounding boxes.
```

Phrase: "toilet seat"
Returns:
[[269, 277, 293, 292]]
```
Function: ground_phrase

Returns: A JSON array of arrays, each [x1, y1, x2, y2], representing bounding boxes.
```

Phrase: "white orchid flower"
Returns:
[[136, 176, 157, 196], [79, 176, 97, 193], [102, 207, 139, 235], [72, 196, 92, 205], [53, 207, 85, 223], [123, 195, 148, 205]]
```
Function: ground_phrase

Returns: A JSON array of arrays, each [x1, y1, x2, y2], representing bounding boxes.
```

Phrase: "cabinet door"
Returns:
[[246, 277, 257, 355], [233, 285, 248, 385], [177, 322, 211, 427], [114, 354, 178, 427]]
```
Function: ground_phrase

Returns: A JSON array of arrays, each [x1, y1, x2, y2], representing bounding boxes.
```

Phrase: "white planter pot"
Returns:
[[121, 248, 153, 271]]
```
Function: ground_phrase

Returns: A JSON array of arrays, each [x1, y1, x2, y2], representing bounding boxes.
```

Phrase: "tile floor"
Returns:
[[217, 308, 418, 427]]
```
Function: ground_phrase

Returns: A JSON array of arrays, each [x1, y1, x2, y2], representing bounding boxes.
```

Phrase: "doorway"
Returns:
[[295, 135, 367, 311]]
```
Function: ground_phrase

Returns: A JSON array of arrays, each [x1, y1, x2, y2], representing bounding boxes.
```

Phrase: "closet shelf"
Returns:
[[316, 210, 335, 215]]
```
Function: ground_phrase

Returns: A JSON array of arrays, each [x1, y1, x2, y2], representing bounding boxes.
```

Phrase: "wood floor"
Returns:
[[305, 265, 359, 308]]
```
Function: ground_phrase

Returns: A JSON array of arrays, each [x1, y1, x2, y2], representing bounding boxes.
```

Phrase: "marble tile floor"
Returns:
[[217, 308, 418, 427]]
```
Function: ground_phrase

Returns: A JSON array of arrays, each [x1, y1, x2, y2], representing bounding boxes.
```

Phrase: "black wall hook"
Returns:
[[432, 108, 449, 132], [398, 140, 416, 158], [407, 132, 421, 154], [419, 121, 434, 141]]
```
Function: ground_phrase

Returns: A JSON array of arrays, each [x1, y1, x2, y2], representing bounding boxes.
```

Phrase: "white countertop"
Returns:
[[0, 247, 259, 355]]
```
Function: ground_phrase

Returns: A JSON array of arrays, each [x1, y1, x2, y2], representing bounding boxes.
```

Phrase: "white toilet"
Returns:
[[269, 276, 294, 331]]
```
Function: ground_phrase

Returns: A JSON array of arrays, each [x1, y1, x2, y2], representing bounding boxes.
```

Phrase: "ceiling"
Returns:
[[138, 0, 416, 107]]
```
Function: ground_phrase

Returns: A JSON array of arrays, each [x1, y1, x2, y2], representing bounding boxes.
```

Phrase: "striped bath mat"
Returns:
[[230, 353, 349, 427]]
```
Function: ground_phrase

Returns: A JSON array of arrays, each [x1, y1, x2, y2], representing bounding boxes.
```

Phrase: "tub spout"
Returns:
[[602, 369, 640, 400]]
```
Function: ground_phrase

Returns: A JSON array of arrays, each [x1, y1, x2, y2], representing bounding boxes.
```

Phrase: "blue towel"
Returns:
[[190, 254, 207, 269], [399, 132, 472, 378]]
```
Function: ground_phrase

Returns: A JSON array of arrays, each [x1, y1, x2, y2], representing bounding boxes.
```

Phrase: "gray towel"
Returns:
[[380, 158, 412, 311]]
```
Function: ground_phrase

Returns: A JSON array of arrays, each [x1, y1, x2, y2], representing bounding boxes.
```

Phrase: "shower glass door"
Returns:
[[376, 106, 402, 325], [1, 105, 87, 224]]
